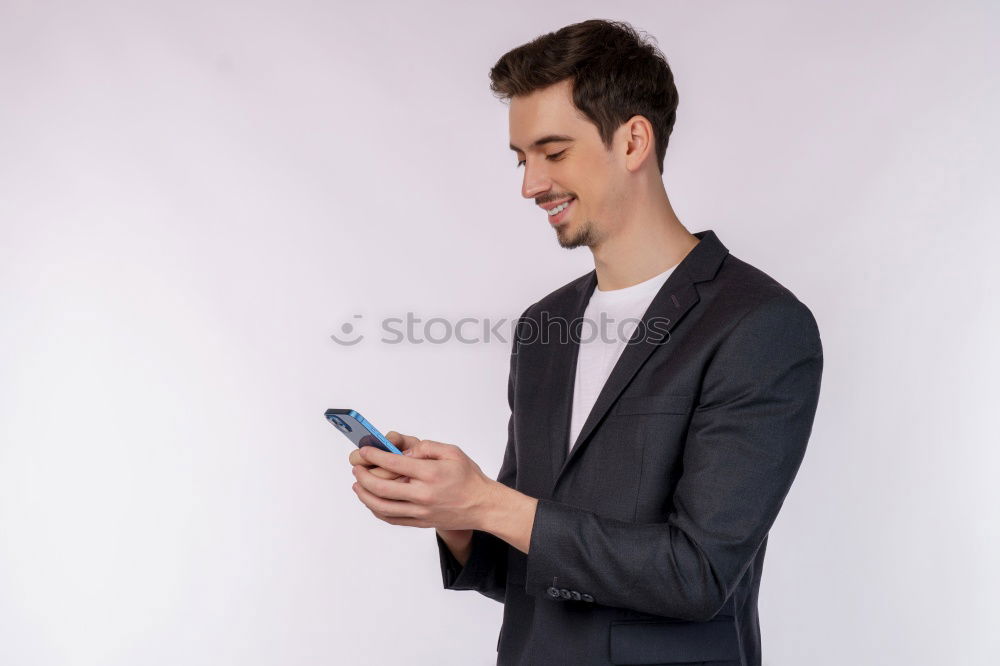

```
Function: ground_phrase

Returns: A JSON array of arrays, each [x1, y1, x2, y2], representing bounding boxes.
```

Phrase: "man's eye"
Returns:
[[515, 150, 566, 168]]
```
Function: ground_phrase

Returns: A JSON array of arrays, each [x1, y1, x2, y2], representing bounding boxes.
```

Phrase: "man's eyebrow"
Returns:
[[509, 135, 575, 152]]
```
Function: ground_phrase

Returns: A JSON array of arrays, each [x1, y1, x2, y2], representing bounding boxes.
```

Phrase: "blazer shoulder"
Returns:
[[714, 254, 811, 307], [712, 253, 821, 345]]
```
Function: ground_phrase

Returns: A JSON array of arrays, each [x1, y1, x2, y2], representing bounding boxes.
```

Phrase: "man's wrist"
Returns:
[[475, 480, 538, 554], [436, 527, 473, 543], [436, 528, 473, 567], [472, 479, 506, 532]]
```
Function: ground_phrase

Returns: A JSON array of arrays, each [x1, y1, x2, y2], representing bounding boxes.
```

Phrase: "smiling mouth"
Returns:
[[546, 197, 575, 225]]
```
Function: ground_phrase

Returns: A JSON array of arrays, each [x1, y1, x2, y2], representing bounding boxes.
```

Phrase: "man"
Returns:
[[348, 19, 823, 666]]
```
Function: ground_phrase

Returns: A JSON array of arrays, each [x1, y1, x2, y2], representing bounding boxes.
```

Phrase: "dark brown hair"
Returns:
[[489, 19, 679, 175]]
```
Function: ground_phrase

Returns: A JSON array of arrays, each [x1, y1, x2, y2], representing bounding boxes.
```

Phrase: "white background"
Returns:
[[1, 1, 997, 664]]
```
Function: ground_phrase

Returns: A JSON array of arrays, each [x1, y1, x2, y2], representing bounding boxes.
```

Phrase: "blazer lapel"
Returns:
[[549, 229, 730, 494], [543, 270, 597, 495]]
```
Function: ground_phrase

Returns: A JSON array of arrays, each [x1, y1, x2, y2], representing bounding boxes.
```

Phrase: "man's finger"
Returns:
[[354, 465, 424, 502], [352, 479, 423, 518], [358, 443, 434, 478], [349, 446, 404, 469], [404, 439, 453, 460], [352, 464, 401, 480], [386, 430, 421, 452], [372, 511, 429, 528], [348, 450, 403, 480]]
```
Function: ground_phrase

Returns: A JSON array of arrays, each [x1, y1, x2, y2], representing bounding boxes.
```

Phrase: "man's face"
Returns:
[[508, 79, 621, 249]]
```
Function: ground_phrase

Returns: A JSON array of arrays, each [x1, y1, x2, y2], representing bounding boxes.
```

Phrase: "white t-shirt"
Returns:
[[568, 264, 678, 453]]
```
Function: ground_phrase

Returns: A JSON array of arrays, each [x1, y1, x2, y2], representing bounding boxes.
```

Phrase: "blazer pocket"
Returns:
[[609, 617, 740, 664], [613, 394, 695, 416]]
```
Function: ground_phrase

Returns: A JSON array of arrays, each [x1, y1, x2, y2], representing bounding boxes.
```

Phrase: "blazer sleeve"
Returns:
[[435, 307, 529, 604], [523, 294, 824, 621]]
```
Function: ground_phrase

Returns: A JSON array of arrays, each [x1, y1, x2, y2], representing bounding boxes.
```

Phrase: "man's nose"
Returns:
[[522, 166, 552, 200]]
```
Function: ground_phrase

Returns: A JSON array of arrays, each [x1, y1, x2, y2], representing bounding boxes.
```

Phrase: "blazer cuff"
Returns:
[[436, 529, 503, 590], [524, 498, 599, 604]]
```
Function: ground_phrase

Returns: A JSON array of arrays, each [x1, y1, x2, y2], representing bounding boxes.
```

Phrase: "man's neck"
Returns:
[[590, 202, 700, 291]]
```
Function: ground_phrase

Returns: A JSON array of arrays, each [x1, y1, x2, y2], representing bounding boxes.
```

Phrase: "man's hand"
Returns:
[[347, 431, 420, 481], [348, 434, 499, 532]]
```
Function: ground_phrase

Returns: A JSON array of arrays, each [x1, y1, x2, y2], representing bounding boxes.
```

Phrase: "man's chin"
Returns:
[[555, 226, 574, 249], [555, 223, 592, 249]]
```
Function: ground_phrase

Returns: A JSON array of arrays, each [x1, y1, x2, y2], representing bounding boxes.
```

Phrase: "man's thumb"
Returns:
[[404, 440, 445, 459]]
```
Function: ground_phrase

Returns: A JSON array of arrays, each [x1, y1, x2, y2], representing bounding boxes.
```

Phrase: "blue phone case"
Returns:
[[324, 409, 403, 454]]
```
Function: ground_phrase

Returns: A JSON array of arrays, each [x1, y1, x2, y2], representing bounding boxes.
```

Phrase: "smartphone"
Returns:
[[324, 409, 403, 454]]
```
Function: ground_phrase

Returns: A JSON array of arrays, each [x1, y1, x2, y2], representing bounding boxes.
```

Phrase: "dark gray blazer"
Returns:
[[436, 229, 824, 666]]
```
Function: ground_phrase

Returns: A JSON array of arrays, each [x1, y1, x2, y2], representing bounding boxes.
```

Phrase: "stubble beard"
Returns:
[[556, 218, 599, 249]]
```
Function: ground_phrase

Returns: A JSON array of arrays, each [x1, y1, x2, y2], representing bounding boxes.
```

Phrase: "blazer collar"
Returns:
[[546, 229, 730, 493]]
